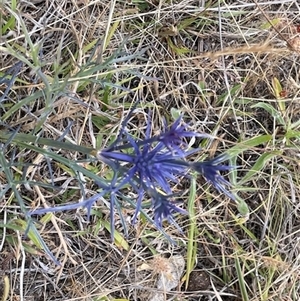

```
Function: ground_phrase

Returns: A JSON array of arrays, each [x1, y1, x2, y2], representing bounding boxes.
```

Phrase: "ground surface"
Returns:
[[0, 0, 300, 300]]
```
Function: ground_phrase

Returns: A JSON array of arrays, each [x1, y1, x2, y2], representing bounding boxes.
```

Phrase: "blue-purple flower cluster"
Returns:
[[29, 108, 235, 238]]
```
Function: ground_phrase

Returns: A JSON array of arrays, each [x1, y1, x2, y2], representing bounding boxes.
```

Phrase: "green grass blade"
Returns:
[[238, 151, 281, 185], [185, 176, 198, 289], [0, 131, 96, 155], [226, 135, 272, 158], [235, 255, 249, 301]]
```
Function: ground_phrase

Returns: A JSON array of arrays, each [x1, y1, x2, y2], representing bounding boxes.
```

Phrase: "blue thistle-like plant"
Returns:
[[29, 107, 236, 244], [190, 154, 235, 200], [147, 188, 187, 231]]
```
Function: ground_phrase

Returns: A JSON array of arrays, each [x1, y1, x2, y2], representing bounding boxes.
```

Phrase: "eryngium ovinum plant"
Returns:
[[29, 105, 236, 263]]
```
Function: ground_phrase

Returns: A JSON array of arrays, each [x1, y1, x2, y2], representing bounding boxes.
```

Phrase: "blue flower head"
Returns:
[[159, 116, 211, 157], [147, 188, 187, 232], [190, 154, 235, 200], [99, 114, 194, 194], [30, 107, 236, 258]]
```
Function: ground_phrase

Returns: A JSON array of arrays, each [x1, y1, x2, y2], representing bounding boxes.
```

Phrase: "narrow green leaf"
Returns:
[[271, 77, 283, 99], [237, 198, 250, 216], [238, 152, 281, 185], [0, 131, 96, 155], [235, 256, 249, 301], [226, 135, 272, 158], [185, 176, 198, 290], [285, 129, 300, 139], [251, 102, 285, 125], [14, 219, 43, 248], [102, 221, 129, 251]]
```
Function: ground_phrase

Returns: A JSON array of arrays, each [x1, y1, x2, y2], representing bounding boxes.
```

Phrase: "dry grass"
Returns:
[[1, 0, 300, 300]]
